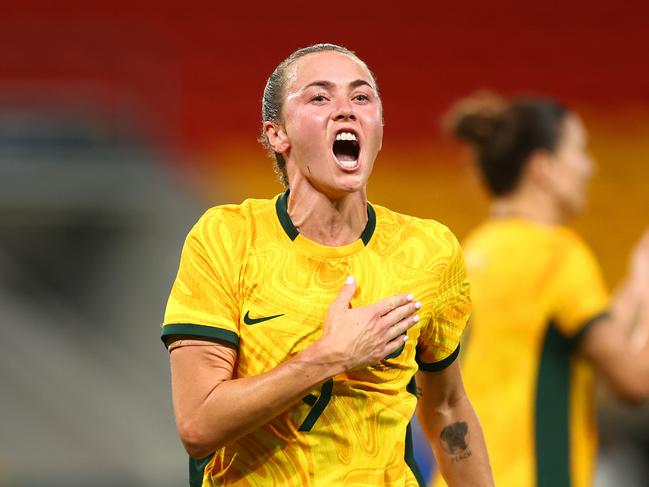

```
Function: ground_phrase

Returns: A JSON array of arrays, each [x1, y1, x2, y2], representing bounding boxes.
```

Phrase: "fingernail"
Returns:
[[413, 315, 420, 323], [403, 335, 409, 342], [346, 276, 355, 285], [415, 301, 422, 310], [406, 294, 414, 302]]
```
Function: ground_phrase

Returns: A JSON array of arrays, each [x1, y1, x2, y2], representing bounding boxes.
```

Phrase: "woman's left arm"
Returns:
[[415, 360, 494, 487]]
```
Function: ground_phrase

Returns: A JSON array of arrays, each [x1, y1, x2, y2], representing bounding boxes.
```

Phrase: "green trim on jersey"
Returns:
[[534, 312, 608, 486], [417, 344, 460, 372], [535, 322, 572, 487], [385, 343, 405, 359], [189, 454, 214, 487], [360, 202, 377, 245], [161, 324, 240, 348], [275, 190, 377, 245], [276, 191, 299, 240], [405, 377, 426, 487]]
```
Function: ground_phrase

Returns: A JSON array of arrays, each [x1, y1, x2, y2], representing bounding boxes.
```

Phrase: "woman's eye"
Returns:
[[311, 95, 327, 103]]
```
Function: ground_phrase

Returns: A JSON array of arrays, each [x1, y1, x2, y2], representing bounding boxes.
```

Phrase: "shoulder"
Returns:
[[375, 203, 460, 246], [187, 197, 276, 253], [463, 219, 589, 255], [190, 197, 275, 238], [462, 219, 494, 250], [550, 226, 602, 274], [371, 204, 462, 270], [532, 226, 599, 272], [551, 226, 591, 251]]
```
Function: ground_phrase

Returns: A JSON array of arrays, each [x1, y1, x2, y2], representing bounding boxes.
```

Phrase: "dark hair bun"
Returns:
[[443, 91, 568, 196], [444, 91, 507, 147]]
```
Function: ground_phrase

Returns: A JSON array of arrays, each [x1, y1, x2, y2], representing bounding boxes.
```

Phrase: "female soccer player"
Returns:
[[160, 44, 494, 486], [435, 92, 649, 487]]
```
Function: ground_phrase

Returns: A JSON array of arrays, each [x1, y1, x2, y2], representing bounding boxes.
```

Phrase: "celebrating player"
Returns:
[[161, 44, 493, 486], [434, 92, 649, 487]]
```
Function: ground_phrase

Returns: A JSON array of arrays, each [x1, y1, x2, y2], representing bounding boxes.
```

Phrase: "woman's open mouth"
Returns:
[[332, 131, 360, 169]]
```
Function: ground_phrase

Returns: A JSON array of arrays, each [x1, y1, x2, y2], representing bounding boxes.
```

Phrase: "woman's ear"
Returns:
[[264, 122, 290, 154], [526, 149, 555, 190]]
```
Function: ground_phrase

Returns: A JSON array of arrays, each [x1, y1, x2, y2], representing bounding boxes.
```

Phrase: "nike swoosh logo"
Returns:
[[243, 311, 284, 325]]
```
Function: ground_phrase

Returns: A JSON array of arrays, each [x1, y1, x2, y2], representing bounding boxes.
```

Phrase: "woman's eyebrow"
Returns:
[[301, 79, 373, 91]]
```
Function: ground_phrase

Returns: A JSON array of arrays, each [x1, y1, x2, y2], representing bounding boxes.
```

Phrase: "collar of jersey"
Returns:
[[275, 190, 376, 258]]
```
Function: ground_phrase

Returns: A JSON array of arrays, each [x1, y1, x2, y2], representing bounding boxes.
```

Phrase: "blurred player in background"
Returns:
[[433, 92, 649, 487], [160, 44, 493, 486]]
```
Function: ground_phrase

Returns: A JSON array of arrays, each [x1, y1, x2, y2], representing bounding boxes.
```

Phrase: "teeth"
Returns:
[[339, 159, 358, 169], [335, 132, 357, 141]]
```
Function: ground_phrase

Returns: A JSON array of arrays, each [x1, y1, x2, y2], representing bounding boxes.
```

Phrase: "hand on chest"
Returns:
[[237, 253, 437, 374]]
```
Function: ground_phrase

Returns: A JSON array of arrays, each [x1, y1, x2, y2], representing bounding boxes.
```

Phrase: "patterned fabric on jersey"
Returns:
[[162, 191, 471, 487], [434, 218, 609, 487]]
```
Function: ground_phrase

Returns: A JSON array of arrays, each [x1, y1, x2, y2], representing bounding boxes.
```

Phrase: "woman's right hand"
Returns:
[[313, 276, 421, 373]]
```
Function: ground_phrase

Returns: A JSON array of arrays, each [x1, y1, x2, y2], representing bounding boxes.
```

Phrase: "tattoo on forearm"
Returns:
[[440, 421, 472, 463], [416, 386, 423, 399]]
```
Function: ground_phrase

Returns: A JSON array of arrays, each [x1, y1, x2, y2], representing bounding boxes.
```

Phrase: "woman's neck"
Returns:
[[286, 181, 368, 247], [491, 187, 564, 226]]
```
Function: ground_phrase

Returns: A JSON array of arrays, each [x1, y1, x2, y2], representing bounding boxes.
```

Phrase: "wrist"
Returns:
[[300, 340, 347, 379]]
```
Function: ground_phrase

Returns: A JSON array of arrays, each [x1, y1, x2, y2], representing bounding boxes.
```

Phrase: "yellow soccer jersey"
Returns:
[[434, 218, 609, 487], [162, 191, 471, 487]]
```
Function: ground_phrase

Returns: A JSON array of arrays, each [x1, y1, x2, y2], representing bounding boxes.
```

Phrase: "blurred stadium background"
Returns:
[[1, 2, 648, 486]]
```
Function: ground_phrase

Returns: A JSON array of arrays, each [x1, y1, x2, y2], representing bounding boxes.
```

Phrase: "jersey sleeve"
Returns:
[[161, 209, 242, 348], [551, 237, 610, 338], [416, 230, 471, 371]]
